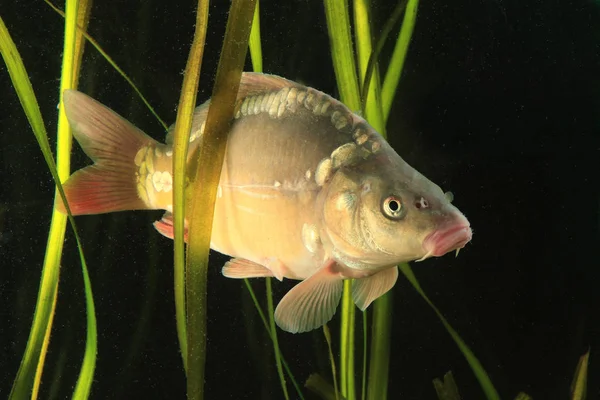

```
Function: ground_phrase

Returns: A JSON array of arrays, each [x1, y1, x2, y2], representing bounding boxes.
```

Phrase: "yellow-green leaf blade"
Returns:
[[1, 5, 96, 398], [170, 0, 211, 377], [353, 0, 385, 135], [1, 14, 66, 400], [184, 0, 256, 398], [324, 0, 361, 111], [365, 291, 392, 400], [249, 0, 263, 74], [60, 1, 98, 398], [323, 2, 360, 398], [570, 348, 590, 400], [382, 0, 419, 121]]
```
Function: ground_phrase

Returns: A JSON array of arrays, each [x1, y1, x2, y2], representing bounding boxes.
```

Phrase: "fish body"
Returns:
[[59, 73, 472, 333]]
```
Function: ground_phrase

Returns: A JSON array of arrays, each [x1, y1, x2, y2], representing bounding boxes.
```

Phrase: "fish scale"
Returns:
[[211, 110, 350, 278]]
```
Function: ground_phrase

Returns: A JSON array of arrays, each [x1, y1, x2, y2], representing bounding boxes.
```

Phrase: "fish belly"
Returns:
[[211, 184, 318, 280], [207, 112, 341, 280]]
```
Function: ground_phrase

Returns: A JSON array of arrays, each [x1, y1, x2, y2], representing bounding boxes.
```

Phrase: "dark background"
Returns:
[[1, 0, 599, 399]]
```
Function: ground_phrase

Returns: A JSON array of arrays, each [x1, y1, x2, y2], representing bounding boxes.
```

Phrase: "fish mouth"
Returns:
[[418, 224, 472, 261]]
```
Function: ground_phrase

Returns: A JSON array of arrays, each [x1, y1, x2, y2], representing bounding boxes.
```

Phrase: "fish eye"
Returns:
[[382, 195, 403, 220], [444, 191, 454, 202]]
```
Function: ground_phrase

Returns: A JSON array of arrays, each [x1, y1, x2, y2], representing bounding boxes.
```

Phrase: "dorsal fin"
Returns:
[[165, 72, 301, 145], [235, 72, 300, 98]]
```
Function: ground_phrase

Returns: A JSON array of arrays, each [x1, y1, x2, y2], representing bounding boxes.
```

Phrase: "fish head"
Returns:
[[320, 155, 472, 272]]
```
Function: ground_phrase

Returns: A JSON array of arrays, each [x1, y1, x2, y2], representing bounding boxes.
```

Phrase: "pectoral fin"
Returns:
[[222, 258, 274, 279], [274, 261, 343, 334], [352, 266, 398, 311]]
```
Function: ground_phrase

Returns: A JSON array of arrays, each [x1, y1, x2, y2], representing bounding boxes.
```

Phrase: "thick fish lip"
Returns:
[[419, 224, 472, 261]]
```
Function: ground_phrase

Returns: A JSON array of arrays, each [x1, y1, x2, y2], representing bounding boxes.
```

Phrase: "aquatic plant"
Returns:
[[1, 1, 96, 397], [173, 2, 257, 398], [1, 0, 590, 399]]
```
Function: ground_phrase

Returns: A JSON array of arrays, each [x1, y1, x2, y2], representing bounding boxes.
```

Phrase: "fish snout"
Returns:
[[421, 216, 472, 259]]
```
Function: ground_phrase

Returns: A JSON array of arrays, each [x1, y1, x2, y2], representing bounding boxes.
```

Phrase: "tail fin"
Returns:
[[57, 90, 158, 215]]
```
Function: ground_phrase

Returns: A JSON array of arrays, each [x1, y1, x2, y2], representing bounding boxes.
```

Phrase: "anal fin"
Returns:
[[352, 266, 398, 311], [274, 260, 343, 334], [222, 258, 274, 279]]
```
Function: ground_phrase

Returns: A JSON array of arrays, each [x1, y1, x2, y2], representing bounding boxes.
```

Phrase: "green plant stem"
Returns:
[[570, 348, 590, 400], [360, 0, 407, 112], [247, 8, 289, 397], [65, 2, 98, 397], [339, 280, 355, 399], [353, 0, 384, 133], [323, 2, 362, 398], [323, 0, 361, 111], [323, 325, 340, 400], [171, 0, 210, 377], [266, 278, 290, 400], [354, 3, 393, 399], [2, 0, 96, 396], [361, 311, 367, 400], [366, 290, 392, 400], [249, 4, 310, 398], [71, 238, 97, 399], [184, 0, 256, 398], [0, 15, 62, 396], [248, 0, 262, 73], [243, 280, 305, 399]]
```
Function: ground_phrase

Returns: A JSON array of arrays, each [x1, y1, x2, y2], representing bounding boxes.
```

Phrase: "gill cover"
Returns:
[[321, 157, 456, 270]]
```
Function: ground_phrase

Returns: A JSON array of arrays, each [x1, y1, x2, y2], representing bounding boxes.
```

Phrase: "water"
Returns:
[[1, 0, 598, 398]]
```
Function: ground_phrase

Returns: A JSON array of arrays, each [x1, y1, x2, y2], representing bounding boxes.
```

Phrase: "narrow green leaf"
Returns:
[[360, 0, 407, 114], [66, 2, 98, 397], [71, 240, 97, 400], [382, 0, 419, 121], [337, 280, 355, 399], [352, 3, 392, 398], [184, 0, 256, 398], [248, 9, 291, 397], [360, 311, 367, 400], [2, 14, 64, 394], [249, 0, 262, 74], [266, 278, 290, 400], [323, 2, 360, 398], [323, 325, 341, 400], [170, 0, 210, 376], [0, 20, 49, 148], [43, 0, 168, 131], [353, 0, 384, 134], [570, 348, 590, 400], [1, 2, 96, 397], [365, 291, 392, 400], [243, 280, 305, 400], [400, 264, 500, 400], [323, 0, 361, 111]]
